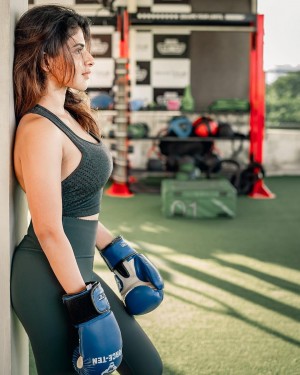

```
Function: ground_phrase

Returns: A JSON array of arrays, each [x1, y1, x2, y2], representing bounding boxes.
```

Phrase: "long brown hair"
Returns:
[[13, 5, 99, 136]]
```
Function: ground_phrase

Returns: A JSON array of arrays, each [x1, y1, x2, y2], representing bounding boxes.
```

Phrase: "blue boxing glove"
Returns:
[[100, 236, 164, 315], [63, 281, 122, 375]]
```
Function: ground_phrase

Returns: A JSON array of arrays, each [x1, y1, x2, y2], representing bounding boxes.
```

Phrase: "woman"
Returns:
[[11, 5, 163, 375]]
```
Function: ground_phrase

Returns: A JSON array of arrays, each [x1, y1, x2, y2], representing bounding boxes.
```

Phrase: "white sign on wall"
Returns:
[[152, 59, 190, 88], [135, 32, 153, 61], [131, 85, 153, 106], [88, 58, 115, 88]]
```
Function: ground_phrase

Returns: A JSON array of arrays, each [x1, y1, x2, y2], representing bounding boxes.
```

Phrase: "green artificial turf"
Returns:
[[29, 176, 300, 375]]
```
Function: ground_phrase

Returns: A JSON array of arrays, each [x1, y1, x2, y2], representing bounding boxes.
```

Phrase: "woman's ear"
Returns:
[[41, 53, 50, 72]]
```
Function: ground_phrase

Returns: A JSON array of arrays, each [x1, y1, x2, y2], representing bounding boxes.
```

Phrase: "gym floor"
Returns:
[[29, 176, 300, 375]]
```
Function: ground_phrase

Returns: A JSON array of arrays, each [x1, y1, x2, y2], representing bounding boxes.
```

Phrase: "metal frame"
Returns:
[[106, 7, 134, 197], [249, 14, 275, 198], [100, 8, 273, 198]]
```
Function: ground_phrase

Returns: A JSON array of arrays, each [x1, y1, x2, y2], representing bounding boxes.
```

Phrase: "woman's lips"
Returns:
[[82, 71, 91, 78]]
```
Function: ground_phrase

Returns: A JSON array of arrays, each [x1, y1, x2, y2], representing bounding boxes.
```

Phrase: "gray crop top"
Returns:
[[29, 104, 113, 217]]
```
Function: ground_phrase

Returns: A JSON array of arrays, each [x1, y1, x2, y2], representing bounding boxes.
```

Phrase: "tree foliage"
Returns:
[[266, 71, 300, 126]]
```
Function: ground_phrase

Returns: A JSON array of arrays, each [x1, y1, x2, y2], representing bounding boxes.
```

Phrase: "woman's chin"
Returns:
[[68, 83, 89, 92]]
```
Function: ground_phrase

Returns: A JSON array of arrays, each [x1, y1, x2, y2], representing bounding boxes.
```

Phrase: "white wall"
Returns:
[[0, 1, 29, 375], [264, 129, 300, 176]]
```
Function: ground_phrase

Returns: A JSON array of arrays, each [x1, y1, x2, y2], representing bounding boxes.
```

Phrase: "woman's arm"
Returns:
[[95, 221, 115, 251], [14, 117, 86, 294]]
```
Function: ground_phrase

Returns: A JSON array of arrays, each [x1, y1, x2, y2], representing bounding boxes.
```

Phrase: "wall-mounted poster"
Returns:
[[90, 34, 112, 58], [131, 31, 191, 107], [136, 62, 151, 85], [88, 58, 115, 89], [136, 32, 153, 61], [154, 34, 189, 59], [152, 59, 190, 88]]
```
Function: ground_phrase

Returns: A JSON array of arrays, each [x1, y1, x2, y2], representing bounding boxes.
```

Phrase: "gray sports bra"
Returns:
[[29, 104, 113, 217]]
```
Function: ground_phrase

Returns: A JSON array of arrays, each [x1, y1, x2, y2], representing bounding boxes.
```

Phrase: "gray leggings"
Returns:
[[11, 217, 163, 375]]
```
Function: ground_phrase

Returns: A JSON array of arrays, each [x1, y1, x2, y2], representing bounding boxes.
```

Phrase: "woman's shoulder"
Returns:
[[16, 112, 62, 143], [13, 110, 65, 187]]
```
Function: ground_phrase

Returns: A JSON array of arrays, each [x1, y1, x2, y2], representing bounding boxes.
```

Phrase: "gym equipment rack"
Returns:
[[93, 3, 274, 199]]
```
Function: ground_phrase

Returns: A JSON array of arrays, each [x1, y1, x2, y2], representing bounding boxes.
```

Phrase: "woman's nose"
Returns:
[[85, 51, 94, 67]]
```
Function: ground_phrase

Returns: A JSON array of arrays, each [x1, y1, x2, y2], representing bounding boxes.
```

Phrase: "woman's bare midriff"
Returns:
[[77, 214, 99, 221]]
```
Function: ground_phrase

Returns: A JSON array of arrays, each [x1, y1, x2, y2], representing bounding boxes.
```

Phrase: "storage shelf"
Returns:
[[97, 109, 250, 115], [107, 135, 249, 142], [129, 169, 175, 178]]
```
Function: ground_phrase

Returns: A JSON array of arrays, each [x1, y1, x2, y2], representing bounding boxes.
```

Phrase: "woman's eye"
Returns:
[[75, 48, 83, 55]]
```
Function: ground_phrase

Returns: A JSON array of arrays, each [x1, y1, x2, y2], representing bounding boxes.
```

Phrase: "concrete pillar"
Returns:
[[0, 1, 29, 374]]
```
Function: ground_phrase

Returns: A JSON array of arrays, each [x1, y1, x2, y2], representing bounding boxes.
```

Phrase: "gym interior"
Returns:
[[1, 1, 300, 375]]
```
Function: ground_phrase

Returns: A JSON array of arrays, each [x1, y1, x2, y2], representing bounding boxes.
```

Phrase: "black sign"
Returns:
[[90, 34, 112, 58], [154, 35, 189, 59], [136, 62, 150, 85]]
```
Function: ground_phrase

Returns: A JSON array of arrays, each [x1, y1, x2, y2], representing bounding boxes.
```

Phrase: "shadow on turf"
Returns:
[[162, 364, 183, 375], [159, 259, 300, 323], [212, 257, 300, 295], [160, 270, 300, 348], [158, 263, 300, 348]]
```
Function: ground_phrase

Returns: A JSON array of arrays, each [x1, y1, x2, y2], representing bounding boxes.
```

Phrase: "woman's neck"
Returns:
[[38, 81, 68, 116]]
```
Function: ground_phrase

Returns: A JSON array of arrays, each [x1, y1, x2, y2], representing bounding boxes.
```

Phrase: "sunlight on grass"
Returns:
[[79, 240, 300, 375], [128, 240, 300, 375], [139, 221, 170, 234], [214, 252, 300, 286], [118, 224, 134, 233], [132, 241, 179, 255]]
